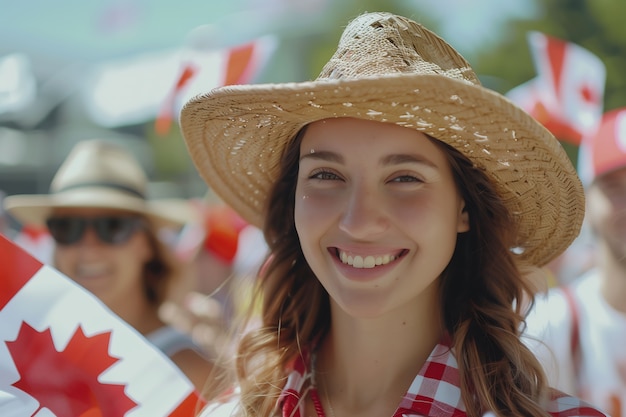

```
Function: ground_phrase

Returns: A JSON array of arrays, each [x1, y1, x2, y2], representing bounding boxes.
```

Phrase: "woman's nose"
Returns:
[[79, 225, 104, 247], [338, 184, 388, 239]]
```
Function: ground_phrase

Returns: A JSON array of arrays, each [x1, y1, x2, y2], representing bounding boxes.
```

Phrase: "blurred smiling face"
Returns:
[[294, 118, 469, 318], [49, 207, 153, 310], [587, 166, 626, 262]]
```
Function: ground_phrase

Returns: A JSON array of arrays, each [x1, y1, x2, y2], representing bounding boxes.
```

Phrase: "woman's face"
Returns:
[[294, 118, 469, 318], [50, 207, 153, 310], [587, 167, 626, 262]]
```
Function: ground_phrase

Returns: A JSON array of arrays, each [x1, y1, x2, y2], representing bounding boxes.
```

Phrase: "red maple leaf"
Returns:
[[6, 322, 138, 417], [579, 83, 600, 104]]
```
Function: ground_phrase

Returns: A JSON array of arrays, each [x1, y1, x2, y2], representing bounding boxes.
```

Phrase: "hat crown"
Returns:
[[318, 12, 480, 85], [50, 140, 147, 197]]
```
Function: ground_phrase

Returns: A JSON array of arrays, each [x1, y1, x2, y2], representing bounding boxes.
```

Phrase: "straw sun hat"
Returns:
[[180, 11, 584, 267], [4, 139, 190, 230]]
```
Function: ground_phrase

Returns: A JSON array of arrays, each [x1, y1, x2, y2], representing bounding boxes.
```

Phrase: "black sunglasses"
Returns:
[[45, 216, 145, 246]]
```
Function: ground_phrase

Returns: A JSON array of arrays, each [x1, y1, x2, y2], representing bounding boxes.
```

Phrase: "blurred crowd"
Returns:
[[0, 139, 268, 394]]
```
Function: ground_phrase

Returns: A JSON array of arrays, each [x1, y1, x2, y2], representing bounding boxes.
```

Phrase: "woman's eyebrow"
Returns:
[[381, 153, 438, 168], [299, 150, 343, 163]]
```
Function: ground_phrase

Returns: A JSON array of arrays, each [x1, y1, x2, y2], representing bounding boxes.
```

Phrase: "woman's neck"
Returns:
[[315, 291, 443, 415], [108, 297, 164, 335]]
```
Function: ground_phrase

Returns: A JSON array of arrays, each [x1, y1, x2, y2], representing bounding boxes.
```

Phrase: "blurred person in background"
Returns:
[[525, 107, 626, 416], [3, 139, 213, 392], [161, 192, 268, 359]]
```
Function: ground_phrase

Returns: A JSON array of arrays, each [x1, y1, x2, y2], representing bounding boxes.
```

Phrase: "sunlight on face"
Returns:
[[294, 118, 469, 319]]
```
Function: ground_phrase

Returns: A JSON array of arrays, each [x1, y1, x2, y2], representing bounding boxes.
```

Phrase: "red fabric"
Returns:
[[0, 233, 42, 309], [202, 205, 246, 264], [223, 42, 256, 86]]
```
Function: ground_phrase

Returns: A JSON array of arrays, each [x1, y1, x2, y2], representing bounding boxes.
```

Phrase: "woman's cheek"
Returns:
[[295, 188, 344, 225]]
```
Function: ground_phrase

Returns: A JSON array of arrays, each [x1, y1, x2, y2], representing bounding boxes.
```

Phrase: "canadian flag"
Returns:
[[10, 224, 54, 265], [506, 31, 605, 145], [154, 36, 278, 135], [0, 234, 204, 416], [83, 35, 277, 130]]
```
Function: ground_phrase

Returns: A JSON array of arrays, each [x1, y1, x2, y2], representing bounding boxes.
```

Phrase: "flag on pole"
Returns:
[[154, 35, 278, 136], [506, 31, 606, 145], [83, 35, 277, 130], [154, 63, 198, 136], [0, 234, 205, 416]]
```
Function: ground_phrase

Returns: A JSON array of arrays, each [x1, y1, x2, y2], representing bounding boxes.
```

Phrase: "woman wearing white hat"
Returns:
[[180, 11, 606, 417], [4, 139, 212, 392]]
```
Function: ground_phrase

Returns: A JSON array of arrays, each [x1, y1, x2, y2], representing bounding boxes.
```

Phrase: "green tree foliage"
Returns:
[[474, 0, 626, 112]]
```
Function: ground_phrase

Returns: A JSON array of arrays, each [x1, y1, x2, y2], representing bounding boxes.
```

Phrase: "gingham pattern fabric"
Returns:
[[278, 340, 608, 417]]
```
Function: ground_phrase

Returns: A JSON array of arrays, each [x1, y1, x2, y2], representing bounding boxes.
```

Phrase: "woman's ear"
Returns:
[[457, 202, 470, 233]]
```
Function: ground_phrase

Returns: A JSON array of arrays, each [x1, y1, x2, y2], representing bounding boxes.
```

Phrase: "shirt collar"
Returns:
[[277, 338, 607, 417], [278, 339, 466, 417]]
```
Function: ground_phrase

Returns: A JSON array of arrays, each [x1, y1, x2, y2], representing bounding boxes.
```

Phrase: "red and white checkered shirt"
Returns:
[[277, 340, 608, 417]]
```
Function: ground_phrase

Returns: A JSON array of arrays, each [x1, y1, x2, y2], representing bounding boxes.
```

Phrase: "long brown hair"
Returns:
[[143, 223, 177, 306], [436, 140, 550, 415], [205, 125, 550, 417]]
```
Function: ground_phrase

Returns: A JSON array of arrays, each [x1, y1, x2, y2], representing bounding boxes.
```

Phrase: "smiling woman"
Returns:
[[179, 11, 604, 417], [3, 139, 214, 392]]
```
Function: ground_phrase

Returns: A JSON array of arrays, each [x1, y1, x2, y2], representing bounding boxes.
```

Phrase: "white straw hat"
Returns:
[[180, 12, 584, 266], [4, 139, 190, 230]]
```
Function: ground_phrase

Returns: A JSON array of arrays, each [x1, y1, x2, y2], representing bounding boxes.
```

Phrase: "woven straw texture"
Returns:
[[180, 12, 584, 267]]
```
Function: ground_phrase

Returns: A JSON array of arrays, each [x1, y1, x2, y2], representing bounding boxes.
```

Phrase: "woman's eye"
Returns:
[[310, 170, 341, 181], [391, 175, 420, 183]]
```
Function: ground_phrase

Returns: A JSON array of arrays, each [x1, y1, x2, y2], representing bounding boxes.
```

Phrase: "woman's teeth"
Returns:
[[77, 263, 109, 278], [339, 251, 396, 269]]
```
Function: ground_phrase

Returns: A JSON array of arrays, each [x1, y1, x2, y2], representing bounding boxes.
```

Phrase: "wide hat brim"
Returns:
[[181, 73, 584, 267], [4, 187, 192, 230]]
